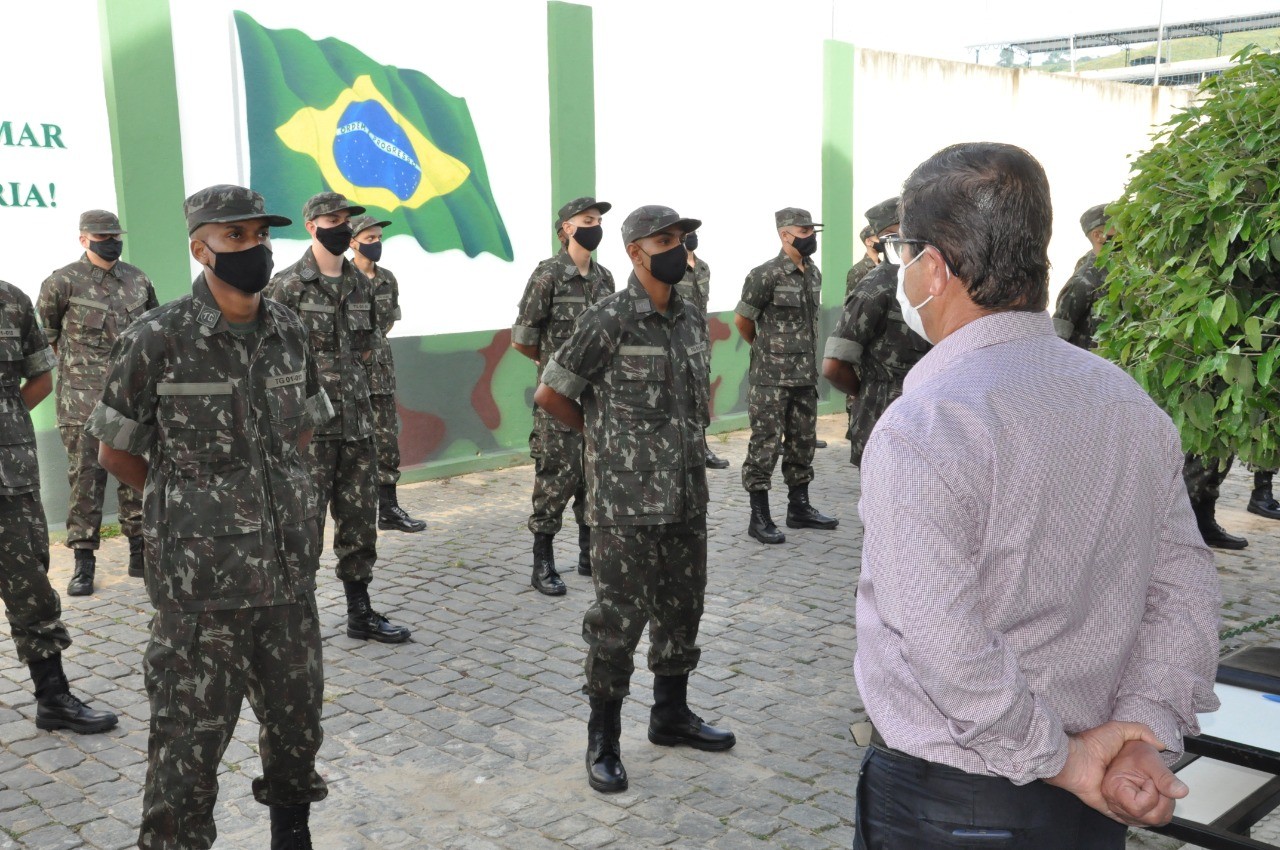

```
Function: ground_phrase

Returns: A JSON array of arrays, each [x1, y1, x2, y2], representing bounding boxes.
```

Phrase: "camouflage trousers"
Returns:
[[742, 384, 818, 492], [0, 493, 71, 664], [370, 393, 401, 487], [59, 425, 142, 549], [1184, 453, 1234, 505], [305, 437, 376, 584], [582, 516, 707, 699], [139, 598, 326, 850], [528, 415, 586, 536]]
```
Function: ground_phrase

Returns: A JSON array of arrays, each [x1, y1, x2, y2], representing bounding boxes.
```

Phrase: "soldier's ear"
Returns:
[[78, 233, 90, 250], [190, 238, 210, 265]]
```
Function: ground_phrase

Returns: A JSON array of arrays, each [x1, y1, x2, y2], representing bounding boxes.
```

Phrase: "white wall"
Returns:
[[848, 50, 1193, 298], [3, 2, 120, 303]]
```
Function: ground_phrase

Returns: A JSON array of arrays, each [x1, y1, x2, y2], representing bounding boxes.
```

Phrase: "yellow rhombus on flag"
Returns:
[[275, 75, 471, 212]]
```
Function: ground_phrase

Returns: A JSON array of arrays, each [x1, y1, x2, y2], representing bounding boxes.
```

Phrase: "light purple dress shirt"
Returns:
[[855, 309, 1221, 784]]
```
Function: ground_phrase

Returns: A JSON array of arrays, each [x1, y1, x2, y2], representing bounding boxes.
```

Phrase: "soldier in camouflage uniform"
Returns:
[[37, 210, 158, 595], [841, 202, 897, 441], [89, 185, 331, 849], [0, 279, 118, 736], [734, 207, 839, 544], [535, 205, 735, 795], [267, 192, 411, 643], [512, 197, 615, 595], [1053, 203, 1113, 350], [348, 215, 427, 534], [824, 198, 930, 467], [677, 233, 729, 470]]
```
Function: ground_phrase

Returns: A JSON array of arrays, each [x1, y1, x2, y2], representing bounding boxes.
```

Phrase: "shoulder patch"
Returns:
[[634, 298, 652, 314], [196, 307, 221, 328]]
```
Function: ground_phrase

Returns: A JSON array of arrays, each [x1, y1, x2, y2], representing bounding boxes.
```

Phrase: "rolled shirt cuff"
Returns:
[[391, 306, 402, 322], [1111, 694, 1194, 767], [824, 336, 863, 364], [22, 346, 56, 378], [541, 357, 588, 401], [42, 328, 61, 346], [85, 400, 155, 456], [734, 300, 762, 322], [1052, 317, 1074, 340], [305, 390, 335, 430], [511, 324, 541, 346]]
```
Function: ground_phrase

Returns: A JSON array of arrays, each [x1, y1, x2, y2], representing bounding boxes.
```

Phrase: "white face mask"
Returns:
[[895, 251, 933, 343]]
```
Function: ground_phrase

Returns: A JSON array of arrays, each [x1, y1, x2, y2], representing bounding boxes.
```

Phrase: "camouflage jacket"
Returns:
[[86, 275, 333, 613], [512, 249, 615, 373], [541, 274, 709, 527], [675, 257, 711, 318], [845, 255, 877, 300], [363, 264, 400, 396], [37, 254, 158, 426], [267, 247, 376, 441], [824, 262, 931, 464], [0, 281, 57, 497], [1053, 250, 1105, 350], [736, 250, 822, 387]]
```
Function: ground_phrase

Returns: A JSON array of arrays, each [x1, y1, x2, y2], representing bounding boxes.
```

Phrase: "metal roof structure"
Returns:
[[972, 12, 1280, 54]]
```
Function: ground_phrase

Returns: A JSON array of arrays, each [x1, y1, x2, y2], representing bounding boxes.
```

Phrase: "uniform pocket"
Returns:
[[773, 285, 804, 309], [65, 298, 108, 348], [157, 383, 237, 465], [611, 348, 670, 419], [347, 302, 373, 332], [298, 303, 336, 351]]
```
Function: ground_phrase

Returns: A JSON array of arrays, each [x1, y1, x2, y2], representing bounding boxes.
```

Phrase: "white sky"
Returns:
[[832, 0, 1280, 61]]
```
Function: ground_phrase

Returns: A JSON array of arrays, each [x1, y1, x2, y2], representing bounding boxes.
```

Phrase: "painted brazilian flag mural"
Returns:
[[234, 11, 513, 261]]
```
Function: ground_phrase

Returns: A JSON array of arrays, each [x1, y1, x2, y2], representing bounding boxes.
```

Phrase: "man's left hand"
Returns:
[[1101, 739, 1187, 826]]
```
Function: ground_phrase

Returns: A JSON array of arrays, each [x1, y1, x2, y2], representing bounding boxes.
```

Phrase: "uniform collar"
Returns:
[[555, 248, 597, 282], [191, 273, 279, 337], [296, 246, 354, 284], [773, 248, 807, 276], [626, 273, 685, 321], [78, 252, 117, 284]]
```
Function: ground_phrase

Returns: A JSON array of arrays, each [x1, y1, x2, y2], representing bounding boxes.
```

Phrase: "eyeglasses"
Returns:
[[881, 235, 955, 271]]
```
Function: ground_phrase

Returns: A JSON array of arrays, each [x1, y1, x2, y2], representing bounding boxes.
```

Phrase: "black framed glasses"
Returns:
[[881, 236, 953, 272]]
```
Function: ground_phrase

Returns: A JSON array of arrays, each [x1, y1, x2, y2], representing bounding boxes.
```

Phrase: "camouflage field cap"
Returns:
[[775, 207, 822, 230], [350, 214, 393, 237], [620, 205, 701, 245], [865, 196, 901, 234], [184, 185, 292, 235], [859, 224, 874, 242], [556, 196, 612, 229], [1080, 203, 1109, 235], [302, 191, 366, 221], [79, 209, 125, 235]]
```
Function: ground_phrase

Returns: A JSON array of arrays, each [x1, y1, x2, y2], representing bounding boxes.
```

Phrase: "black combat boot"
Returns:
[[814, 439, 828, 449], [577, 524, 592, 577], [127, 535, 145, 578], [29, 655, 118, 734], [344, 581, 412, 643], [269, 803, 313, 850], [377, 484, 427, 533], [786, 483, 839, 530], [704, 436, 730, 470], [648, 673, 736, 751], [747, 491, 785, 544], [66, 549, 95, 596], [1247, 471, 1280, 520], [531, 532, 566, 595], [586, 697, 627, 793], [1192, 499, 1248, 550]]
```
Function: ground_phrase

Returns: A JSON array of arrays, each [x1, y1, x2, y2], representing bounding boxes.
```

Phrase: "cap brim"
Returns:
[[190, 213, 293, 234], [631, 217, 702, 242], [354, 219, 393, 235], [591, 201, 612, 216]]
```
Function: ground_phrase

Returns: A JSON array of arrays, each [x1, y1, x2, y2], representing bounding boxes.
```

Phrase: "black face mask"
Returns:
[[357, 241, 383, 263], [314, 223, 353, 256], [791, 233, 818, 257], [571, 224, 604, 252], [205, 243, 274, 294], [644, 243, 688, 286], [872, 240, 895, 266], [684, 232, 699, 253], [87, 238, 123, 263]]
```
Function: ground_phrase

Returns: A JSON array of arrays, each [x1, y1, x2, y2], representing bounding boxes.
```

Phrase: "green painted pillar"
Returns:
[[547, 1, 596, 251], [99, 0, 190, 302], [819, 40, 855, 406]]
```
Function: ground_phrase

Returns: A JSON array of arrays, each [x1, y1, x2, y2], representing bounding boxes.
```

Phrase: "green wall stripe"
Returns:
[[821, 39, 855, 309], [99, 0, 191, 303], [547, 1, 596, 251]]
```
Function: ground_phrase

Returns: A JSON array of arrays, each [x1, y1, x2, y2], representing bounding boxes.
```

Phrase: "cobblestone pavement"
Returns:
[[1, 414, 1278, 849]]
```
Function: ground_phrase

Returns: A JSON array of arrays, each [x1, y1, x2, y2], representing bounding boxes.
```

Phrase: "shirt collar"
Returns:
[[904, 310, 1056, 393], [555, 248, 597, 282], [773, 248, 807, 276], [297, 246, 352, 284], [78, 252, 116, 284], [626, 273, 684, 322], [191, 273, 278, 337]]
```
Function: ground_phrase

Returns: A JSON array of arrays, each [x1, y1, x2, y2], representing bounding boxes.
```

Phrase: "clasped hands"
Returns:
[[1045, 721, 1189, 827]]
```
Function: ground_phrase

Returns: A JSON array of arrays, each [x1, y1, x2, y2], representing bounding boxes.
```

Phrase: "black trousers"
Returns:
[[853, 746, 1127, 850]]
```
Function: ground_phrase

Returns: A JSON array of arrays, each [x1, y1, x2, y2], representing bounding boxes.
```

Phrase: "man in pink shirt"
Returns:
[[854, 142, 1221, 848]]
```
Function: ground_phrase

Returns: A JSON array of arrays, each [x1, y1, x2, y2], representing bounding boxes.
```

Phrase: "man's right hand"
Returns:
[[1044, 721, 1166, 821], [1100, 739, 1187, 826]]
